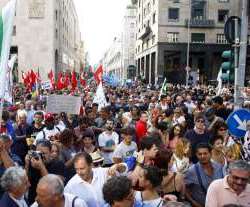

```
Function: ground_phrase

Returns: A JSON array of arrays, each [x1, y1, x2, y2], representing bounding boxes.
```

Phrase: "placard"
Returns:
[[46, 95, 81, 114], [41, 81, 51, 90]]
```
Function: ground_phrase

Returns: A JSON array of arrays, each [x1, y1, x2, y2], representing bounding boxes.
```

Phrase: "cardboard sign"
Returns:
[[46, 95, 81, 114]]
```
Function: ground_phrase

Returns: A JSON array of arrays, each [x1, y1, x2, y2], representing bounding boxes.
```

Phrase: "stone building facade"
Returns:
[[135, 0, 250, 85], [0, 0, 83, 81]]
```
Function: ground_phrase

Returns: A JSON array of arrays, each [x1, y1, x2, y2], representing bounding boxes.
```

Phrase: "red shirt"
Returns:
[[135, 120, 147, 143]]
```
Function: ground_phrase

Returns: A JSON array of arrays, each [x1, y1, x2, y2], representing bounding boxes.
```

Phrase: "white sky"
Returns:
[[74, 0, 130, 65]]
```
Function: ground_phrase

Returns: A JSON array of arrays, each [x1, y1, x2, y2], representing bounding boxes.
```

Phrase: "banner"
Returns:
[[46, 95, 81, 114]]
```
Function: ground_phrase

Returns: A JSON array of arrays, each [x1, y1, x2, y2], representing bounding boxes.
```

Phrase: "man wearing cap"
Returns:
[[185, 114, 212, 163], [35, 113, 61, 143]]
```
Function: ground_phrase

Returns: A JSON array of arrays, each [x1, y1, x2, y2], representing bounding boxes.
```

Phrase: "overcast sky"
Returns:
[[74, 0, 130, 65]]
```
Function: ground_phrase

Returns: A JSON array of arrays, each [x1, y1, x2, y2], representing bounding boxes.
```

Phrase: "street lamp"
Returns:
[[185, 0, 205, 87], [186, 0, 191, 88]]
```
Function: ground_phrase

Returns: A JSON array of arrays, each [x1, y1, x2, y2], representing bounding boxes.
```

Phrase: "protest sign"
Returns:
[[46, 95, 81, 114]]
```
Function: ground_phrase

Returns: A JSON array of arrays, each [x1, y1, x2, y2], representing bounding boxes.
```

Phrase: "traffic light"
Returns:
[[221, 50, 234, 82]]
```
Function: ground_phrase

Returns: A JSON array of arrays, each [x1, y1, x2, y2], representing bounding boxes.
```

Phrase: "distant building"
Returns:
[[0, 0, 82, 81], [102, 37, 123, 80], [122, 5, 137, 80]]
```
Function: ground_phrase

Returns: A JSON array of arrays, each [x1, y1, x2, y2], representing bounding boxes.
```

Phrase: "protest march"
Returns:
[[0, 0, 250, 207]]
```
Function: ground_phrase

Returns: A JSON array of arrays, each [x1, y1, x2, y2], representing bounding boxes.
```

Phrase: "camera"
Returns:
[[28, 150, 44, 160]]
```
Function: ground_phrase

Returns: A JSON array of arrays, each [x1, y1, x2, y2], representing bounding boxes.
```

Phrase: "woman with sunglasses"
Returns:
[[214, 122, 235, 147]]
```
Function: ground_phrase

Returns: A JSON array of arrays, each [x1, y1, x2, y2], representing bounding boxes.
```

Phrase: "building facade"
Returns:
[[135, 0, 250, 85], [102, 37, 123, 80], [122, 5, 137, 80], [0, 0, 83, 81]]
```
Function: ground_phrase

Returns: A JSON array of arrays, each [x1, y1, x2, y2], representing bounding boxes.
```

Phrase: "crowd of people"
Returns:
[[0, 82, 249, 207]]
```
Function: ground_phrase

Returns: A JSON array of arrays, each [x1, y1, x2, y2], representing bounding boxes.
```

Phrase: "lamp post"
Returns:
[[186, 0, 192, 88]]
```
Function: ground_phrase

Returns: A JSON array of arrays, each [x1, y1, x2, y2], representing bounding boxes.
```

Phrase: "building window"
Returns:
[[144, 8, 147, 17], [130, 23, 135, 28], [55, 29, 58, 39], [247, 35, 250, 44], [153, 0, 155, 5], [152, 35, 155, 44], [147, 3, 151, 13], [153, 12, 156, 24], [217, 34, 227, 44], [218, 10, 229, 22], [12, 25, 16, 36], [191, 33, 205, 43], [167, 32, 179, 42], [55, 10, 58, 21], [218, 0, 229, 2], [168, 8, 179, 21]]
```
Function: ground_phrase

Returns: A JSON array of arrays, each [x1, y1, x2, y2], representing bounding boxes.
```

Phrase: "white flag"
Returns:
[[93, 83, 107, 111], [4, 54, 17, 103], [0, 0, 17, 99], [216, 68, 222, 96]]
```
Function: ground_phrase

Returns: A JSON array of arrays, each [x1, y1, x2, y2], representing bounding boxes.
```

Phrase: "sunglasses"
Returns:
[[219, 128, 227, 131], [196, 119, 205, 123], [231, 175, 249, 183]]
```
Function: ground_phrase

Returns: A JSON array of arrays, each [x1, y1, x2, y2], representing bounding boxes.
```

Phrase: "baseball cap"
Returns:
[[44, 113, 54, 121]]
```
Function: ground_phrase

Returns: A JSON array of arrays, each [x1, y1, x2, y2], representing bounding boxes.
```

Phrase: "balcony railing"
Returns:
[[138, 26, 151, 40], [185, 18, 215, 28]]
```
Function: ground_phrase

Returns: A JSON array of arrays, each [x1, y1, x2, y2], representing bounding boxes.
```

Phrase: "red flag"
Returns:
[[57, 72, 64, 90], [30, 70, 37, 85], [64, 72, 70, 88], [71, 70, 78, 90], [48, 69, 55, 88], [80, 72, 86, 87], [94, 65, 103, 85]]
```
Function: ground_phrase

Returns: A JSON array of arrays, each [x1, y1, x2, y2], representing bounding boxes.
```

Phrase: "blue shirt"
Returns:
[[184, 161, 224, 206]]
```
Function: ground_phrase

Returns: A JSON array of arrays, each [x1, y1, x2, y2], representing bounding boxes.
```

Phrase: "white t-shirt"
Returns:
[[135, 191, 163, 207], [91, 167, 109, 206], [113, 141, 137, 162], [98, 131, 119, 164], [65, 175, 99, 207], [31, 193, 87, 207], [35, 126, 61, 144]]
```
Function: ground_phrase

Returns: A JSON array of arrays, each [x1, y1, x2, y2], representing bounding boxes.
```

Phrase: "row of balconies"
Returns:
[[138, 18, 215, 40]]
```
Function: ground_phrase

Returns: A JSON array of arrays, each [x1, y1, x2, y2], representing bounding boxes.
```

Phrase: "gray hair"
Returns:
[[38, 174, 64, 196], [0, 167, 26, 191], [229, 160, 250, 172], [0, 134, 11, 142], [163, 201, 191, 207]]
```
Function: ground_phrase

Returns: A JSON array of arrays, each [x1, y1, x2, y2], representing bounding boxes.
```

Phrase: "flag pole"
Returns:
[[158, 78, 166, 101]]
